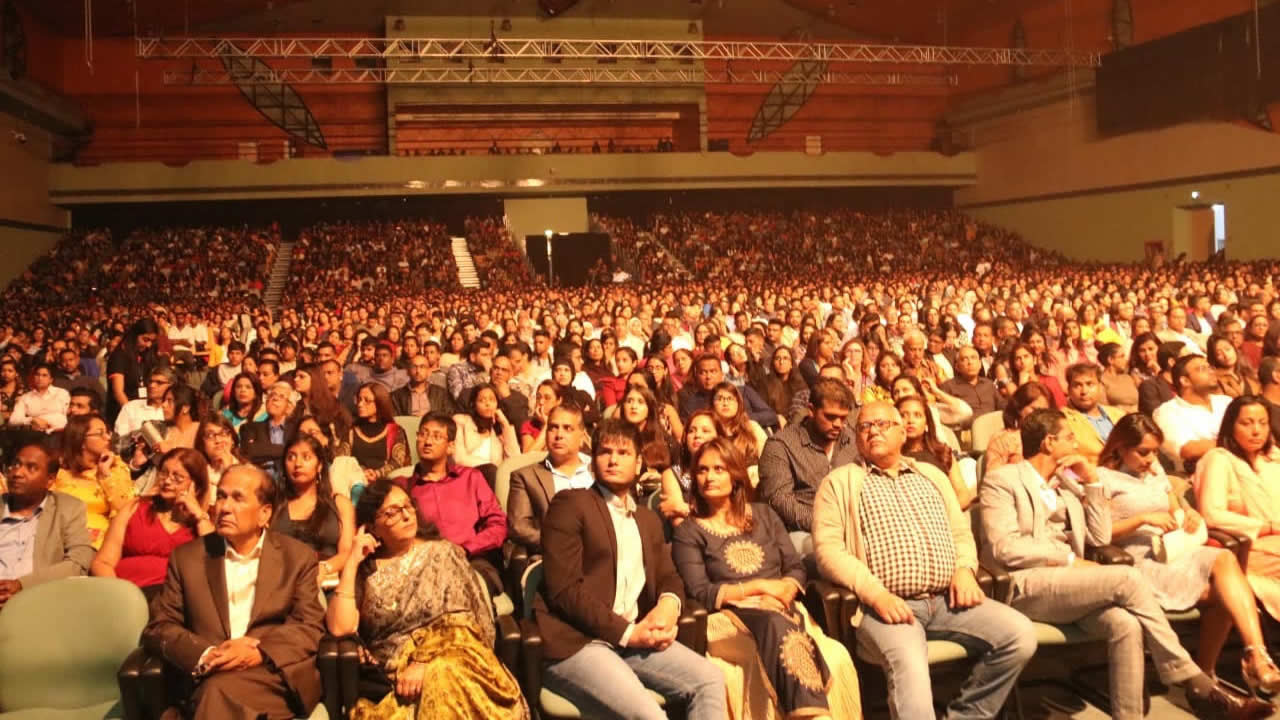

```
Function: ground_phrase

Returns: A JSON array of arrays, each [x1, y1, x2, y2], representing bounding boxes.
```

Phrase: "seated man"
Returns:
[[535, 419, 725, 720], [0, 442, 95, 608], [678, 354, 778, 430], [1153, 354, 1232, 472], [446, 341, 492, 407], [368, 341, 409, 392], [980, 409, 1265, 720], [8, 363, 70, 435], [507, 404, 592, 556], [52, 348, 101, 400], [1060, 363, 1125, 466], [758, 378, 859, 555], [391, 353, 452, 418], [814, 401, 1036, 720], [940, 346, 1004, 420], [67, 386, 103, 419], [398, 412, 507, 593], [143, 464, 325, 720]]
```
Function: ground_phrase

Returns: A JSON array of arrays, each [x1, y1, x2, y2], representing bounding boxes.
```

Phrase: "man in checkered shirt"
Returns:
[[813, 401, 1036, 719]]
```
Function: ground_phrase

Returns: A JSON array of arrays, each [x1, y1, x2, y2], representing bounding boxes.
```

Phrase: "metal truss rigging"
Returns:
[[163, 65, 961, 86], [137, 36, 1101, 68]]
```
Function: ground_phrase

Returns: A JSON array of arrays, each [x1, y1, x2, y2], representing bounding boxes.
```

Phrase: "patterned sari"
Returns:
[[351, 539, 529, 720]]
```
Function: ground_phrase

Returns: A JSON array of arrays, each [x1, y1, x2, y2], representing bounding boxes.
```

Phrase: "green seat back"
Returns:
[[0, 577, 147, 712]]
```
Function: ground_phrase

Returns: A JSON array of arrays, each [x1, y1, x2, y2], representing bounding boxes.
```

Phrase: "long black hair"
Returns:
[[280, 434, 339, 544], [353, 478, 440, 573], [1218, 395, 1275, 460]]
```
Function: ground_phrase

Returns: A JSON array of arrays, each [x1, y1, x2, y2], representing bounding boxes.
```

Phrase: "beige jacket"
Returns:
[[813, 458, 978, 627]]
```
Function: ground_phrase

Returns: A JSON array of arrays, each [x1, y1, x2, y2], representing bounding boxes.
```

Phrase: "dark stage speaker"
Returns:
[[525, 232, 611, 286], [539, 0, 579, 17]]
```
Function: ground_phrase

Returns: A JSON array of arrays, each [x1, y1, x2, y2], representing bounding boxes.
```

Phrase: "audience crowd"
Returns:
[[3, 204, 1280, 720]]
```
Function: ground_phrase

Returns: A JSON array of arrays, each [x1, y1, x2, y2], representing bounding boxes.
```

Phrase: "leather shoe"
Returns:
[[1186, 682, 1274, 720]]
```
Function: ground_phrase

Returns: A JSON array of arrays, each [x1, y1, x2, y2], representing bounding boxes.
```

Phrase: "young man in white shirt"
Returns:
[[1153, 354, 1233, 473]]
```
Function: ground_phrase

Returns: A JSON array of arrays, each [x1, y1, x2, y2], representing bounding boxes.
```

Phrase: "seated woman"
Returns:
[[889, 374, 969, 445], [994, 342, 1067, 408], [519, 380, 562, 453], [54, 413, 135, 549], [673, 437, 860, 720], [220, 372, 265, 432], [195, 414, 246, 504], [627, 369, 685, 442], [1207, 334, 1260, 398], [861, 351, 902, 406], [619, 385, 679, 496], [752, 346, 806, 421], [325, 479, 529, 720], [452, 383, 521, 477], [274, 434, 355, 587], [660, 410, 721, 527], [710, 382, 767, 467], [91, 448, 214, 596], [1196, 396, 1280, 647], [1100, 413, 1280, 693], [1098, 342, 1140, 413], [983, 381, 1053, 476], [158, 384, 205, 451], [896, 395, 974, 510], [550, 359, 600, 431], [348, 381, 411, 484]]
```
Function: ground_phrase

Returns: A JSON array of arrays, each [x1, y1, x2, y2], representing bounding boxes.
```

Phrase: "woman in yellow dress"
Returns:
[[326, 478, 528, 720], [54, 413, 135, 549]]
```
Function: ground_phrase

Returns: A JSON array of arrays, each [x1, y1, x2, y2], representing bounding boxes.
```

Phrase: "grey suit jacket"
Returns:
[[978, 460, 1111, 577], [13, 491, 95, 588], [507, 461, 557, 552]]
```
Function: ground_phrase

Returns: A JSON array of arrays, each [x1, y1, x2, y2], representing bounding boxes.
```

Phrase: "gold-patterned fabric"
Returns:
[[52, 458, 136, 549], [352, 539, 529, 720]]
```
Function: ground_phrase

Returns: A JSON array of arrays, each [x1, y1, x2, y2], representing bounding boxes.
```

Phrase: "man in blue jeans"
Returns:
[[532, 419, 725, 720], [814, 401, 1037, 719]]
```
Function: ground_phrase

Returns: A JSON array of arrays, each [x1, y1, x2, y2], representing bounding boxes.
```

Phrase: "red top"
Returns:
[[116, 497, 197, 589]]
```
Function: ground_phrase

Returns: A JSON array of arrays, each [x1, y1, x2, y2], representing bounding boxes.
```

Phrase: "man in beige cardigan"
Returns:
[[814, 401, 1035, 719]]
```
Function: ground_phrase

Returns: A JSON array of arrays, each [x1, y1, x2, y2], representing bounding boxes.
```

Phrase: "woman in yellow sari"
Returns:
[[326, 478, 528, 720]]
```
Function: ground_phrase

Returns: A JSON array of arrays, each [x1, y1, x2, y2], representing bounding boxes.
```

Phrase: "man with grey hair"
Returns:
[[901, 329, 943, 390]]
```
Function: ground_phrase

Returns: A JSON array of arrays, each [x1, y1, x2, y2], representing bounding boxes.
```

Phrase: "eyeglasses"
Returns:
[[147, 379, 172, 386], [417, 430, 449, 442], [156, 470, 190, 484], [855, 419, 900, 435], [84, 430, 110, 439], [203, 429, 232, 441], [376, 503, 415, 522]]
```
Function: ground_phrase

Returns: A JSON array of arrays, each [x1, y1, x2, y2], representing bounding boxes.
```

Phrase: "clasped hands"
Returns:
[[727, 578, 800, 614], [869, 568, 983, 625], [199, 636, 263, 675], [627, 596, 682, 650]]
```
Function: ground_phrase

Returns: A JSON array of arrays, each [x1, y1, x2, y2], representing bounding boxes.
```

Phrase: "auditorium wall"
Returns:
[[0, 114, 70, 287], [954, 88, 1280, 261]]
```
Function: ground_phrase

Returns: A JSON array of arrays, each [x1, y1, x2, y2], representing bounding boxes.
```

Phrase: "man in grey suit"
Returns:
[[0, 442, 95, 607], [979, 409, 1266, 720], [507, 404, 592, 555]]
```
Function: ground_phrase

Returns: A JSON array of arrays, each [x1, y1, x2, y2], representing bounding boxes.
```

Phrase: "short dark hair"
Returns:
[[592, 418, 642, 458], [1064, 363, 1100, 384], [615, 346, 638, 364], [227, 340, 246, 354], [1020, 408, 1066, 457], [69, 386, 101, 411], [419, 411, 457, 441], [1260, 356, 1280, 389], [1157, 342, 1186, 372], [15, 441, 59, 476], [810, 378, 853, 410], [1170, 354, 1200, 394], [548, 402, 584, 428], [1097, 342, 1124, 367]]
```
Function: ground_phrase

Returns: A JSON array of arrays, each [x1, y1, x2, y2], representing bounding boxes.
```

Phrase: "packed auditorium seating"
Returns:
[[3, 204, 1280, 720]]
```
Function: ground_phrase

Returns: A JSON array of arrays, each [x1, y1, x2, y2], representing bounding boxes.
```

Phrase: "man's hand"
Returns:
[[204, 637, 263, 673], [868, 590, 914, 625], [949, 568, 984, 609], [30, 417, 50, 432], [395, 662, 426, 700], [1055, 454, 1098, 484], [0, 579, 22, 606]]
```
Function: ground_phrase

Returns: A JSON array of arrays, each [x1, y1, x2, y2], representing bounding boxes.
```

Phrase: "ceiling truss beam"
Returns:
[[137, 36, 1101, 67], [164, 66, 961, 86]]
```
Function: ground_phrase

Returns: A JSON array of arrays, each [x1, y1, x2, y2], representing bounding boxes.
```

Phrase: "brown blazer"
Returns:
[[507, 461, 557, 552], [12, 491, 95, 588], [142, 531, 326, 710], [533, 487, 686, 662]]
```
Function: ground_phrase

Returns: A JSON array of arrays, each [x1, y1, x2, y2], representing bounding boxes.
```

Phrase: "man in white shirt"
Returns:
[[143, 464, 325, 720], [114, 367, 173, 441], [7, 363, 70, 434], [1153, 354, 1233, 472]]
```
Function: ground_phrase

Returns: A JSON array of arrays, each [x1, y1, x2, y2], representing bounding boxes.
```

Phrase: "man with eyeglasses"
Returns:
[[396, 412, 507, 593], [114, 367, 174, 440], [0, 442, 95, 608], [391, 354, 452, 418], [814, 401, 1035, 720], [980, 408, 1265, 719]]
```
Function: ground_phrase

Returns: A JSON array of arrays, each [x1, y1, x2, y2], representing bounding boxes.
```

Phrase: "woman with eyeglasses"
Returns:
[[672, 437, 860, 720], [1101, 413, 1280, 694], [325, 479, 529, 720], [53, 413, 136, 549], [710, 382, 766, 469], [196, 413, 247, 505], [91, 448, 213, 597]]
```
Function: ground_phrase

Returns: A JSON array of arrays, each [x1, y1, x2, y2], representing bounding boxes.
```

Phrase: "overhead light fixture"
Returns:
[[442, 180, 461, 188], [405, 180, 426, 189], [1190, 190, 1200, 200], [517, 178, 546, 187], [480, 179, 504, 188]]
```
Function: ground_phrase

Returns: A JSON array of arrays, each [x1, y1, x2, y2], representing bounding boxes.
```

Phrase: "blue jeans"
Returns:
[[857, 594, 1036, 720], [544, 639, 726, 720]]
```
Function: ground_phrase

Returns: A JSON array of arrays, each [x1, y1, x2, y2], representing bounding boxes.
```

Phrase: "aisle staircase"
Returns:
[[452, 236, 481, 289], [263, 240, 295, 311]]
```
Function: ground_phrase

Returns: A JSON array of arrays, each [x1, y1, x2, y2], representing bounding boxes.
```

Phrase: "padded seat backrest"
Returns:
[[0, 577, 148, 712], [970, 411, 1004, 454], [494, 451, 548, 513]]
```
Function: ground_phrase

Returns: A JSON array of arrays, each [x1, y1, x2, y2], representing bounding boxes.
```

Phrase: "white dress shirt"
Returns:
[[1152, 394, 1232, 461], [114, 398, 164, 439], [8, 385, 70, 433], [597, 486, 679, 647], [225, 530, 265, 640]]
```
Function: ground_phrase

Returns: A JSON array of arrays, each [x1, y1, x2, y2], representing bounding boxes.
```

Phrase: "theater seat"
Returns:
[[969, 411, 1004, 454], [0, 577, 148, 720], [393, 416, 420, 466]]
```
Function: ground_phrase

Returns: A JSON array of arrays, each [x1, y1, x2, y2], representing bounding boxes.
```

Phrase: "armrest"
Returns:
[[977, 563, 1012, 603], [505, 545, 531, 610], [838, 589, 859, 649], [1086, 544, 1134, 565], [518, 618, 544, 707], [335, 635, 362, 718], [1206, 528, 1247, 552], [804, 578, 844, 636], [117, 647, 149, 720], [317, 635, 341, 720], [496, 613, 521, 672], [677, 600, 708, 656]]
